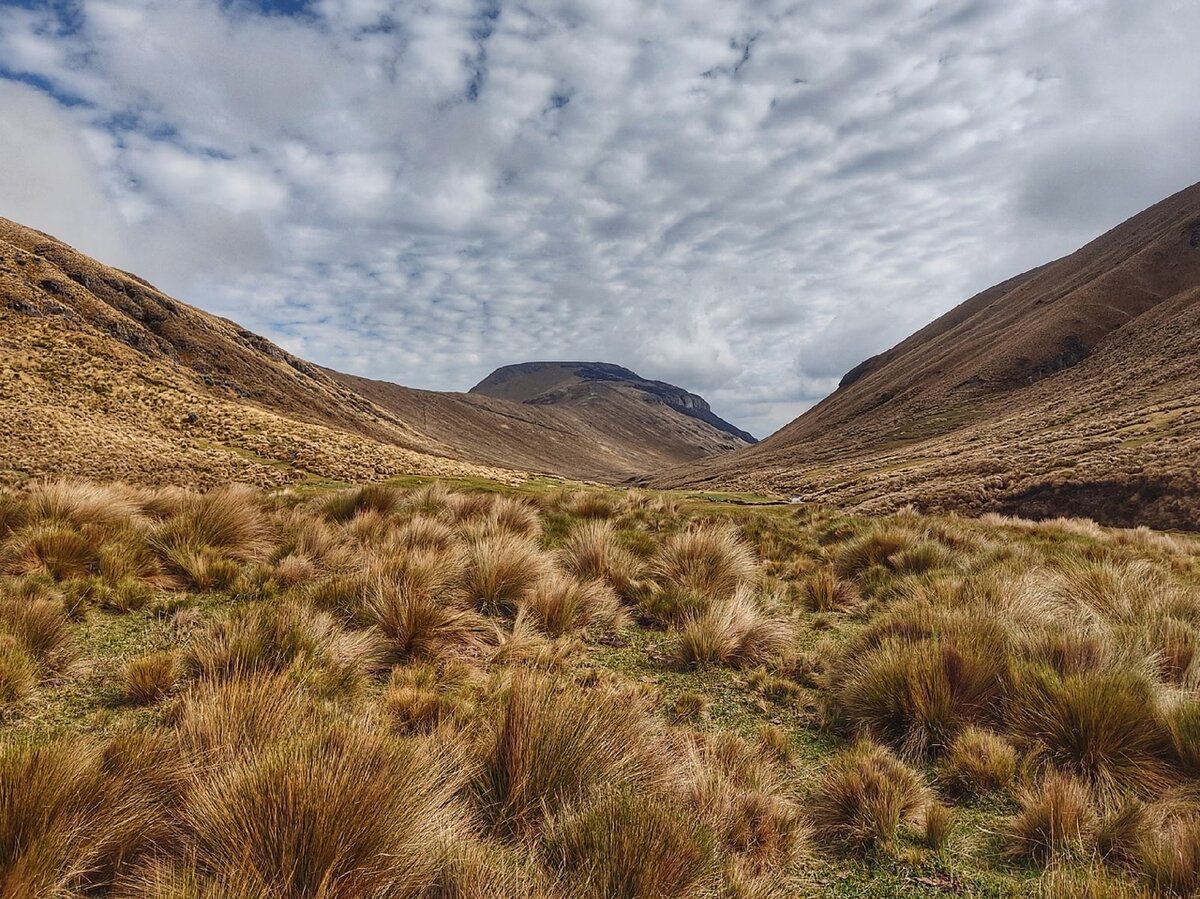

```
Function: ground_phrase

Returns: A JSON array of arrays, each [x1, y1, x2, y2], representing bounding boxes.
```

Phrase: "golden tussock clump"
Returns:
[[520, 571, 627, 637], [184, 727, 461, 899], [476, 674, 669, 838], [677, 589, 792, 669], [559, 519, 643, 599], [935, 726, 1017, 797], [1006, 773, 1097, 865], [362, 569, 487, 662], [462, 531, 551, 615], [123, 652, 179, 705], [808, 740, 929, 851], [652, 522, 759, 599], [543, 788, 718, 899], [799, 569, 860, 612], [0, 597, 77, 675], [182, 602, 384, 691], [1006, 664, 1173, 798], [828, 603, 1012, 758]]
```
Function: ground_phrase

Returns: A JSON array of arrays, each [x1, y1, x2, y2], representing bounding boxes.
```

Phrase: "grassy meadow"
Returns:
[[1, 478, 1199, 897]]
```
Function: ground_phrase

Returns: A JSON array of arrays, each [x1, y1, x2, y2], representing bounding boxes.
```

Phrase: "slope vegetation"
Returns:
[[659, 181, 1200, 529], [0, 217, 748, 488]]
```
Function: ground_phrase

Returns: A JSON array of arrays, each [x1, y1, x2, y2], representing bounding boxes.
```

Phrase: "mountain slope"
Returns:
[[0, 217, 748, 487], [328, 364, 751, 482], [656, 181, 1200, 529], [470, 361, 756, 445]]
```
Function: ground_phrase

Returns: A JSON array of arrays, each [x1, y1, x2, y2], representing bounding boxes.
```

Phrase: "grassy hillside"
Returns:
[[659, 182, 1200, 530], [1, 479, 1199, 897], [1, 216, 748, 487]]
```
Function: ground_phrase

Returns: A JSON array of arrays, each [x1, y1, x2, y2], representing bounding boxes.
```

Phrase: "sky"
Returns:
[[1, 1, 1199, 438]]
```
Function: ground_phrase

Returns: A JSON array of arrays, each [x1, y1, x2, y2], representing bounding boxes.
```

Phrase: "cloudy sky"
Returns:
[[1, 0, 1198, 437]]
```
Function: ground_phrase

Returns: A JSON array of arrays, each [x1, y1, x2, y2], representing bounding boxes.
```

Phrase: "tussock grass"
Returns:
[[183, 602, 381, 691], [363, 566, 487, 661], [22, 480, 144, 536], [808, 740, 928, 851], [0, 597, 76, 673], [560, 519, 643, 599], [833, 527, 918, 580], [1007, 665, 1172, 797], [321, 483, 402, 522], [389, 515, 457, 553], [0, 479, 1194, 897], [489, 496, 542, 537], [1139, 812, 1200, 896], [1007, 773, 1097, 865], [477, 675, 667, 837], [0, 635, 35, 705], [683, 732, 809, 877], [1, 523, 99, 580], [799, 570, 859, 612], [544, 789, 717, 899], [521, 572, 626, 636], [653, 522, 759, 599], [176, 675, 316, 760], [123, 652, 178, 705], [830, 604, 1012, 757], [677, 589, 791, 669], [463, 532, 550, 615], [186, 727, 459, 899], [150, 487, 267, 585], [936, 726, 1017, 796]]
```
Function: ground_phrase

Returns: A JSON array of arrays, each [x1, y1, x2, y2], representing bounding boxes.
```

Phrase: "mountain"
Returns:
[[0, 217, 750, 488], [656, 181, 1200, 530], [328, 363, 752, 482], [469, 362, 750, 442]]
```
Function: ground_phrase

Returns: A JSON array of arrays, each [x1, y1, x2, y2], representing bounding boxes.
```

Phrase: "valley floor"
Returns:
[[1, 477, 1199, 897]]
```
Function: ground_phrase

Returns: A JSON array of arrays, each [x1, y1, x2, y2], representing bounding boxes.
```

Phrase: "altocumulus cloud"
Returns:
[[1, 0, 1198, 436]]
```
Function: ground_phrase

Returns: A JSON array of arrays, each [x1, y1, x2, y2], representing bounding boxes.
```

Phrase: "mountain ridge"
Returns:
[[0, 216, 751, 488], [654, 181, 1200, 530]]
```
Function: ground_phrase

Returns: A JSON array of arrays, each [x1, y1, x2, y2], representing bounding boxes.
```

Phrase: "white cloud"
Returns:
[[0, 0, 1198, 438]]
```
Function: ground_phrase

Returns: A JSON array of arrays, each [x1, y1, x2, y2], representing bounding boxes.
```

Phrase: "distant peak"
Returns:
[[471, 361, 756, 444]]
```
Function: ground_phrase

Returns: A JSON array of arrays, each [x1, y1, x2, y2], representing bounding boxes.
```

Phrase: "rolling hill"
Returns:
[[0, 217, 750, 488], [656, 181, 1200, 530]]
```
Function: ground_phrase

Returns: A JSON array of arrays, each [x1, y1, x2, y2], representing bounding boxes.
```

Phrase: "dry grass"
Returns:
[[936, 726, 1017, 796], [0, 598, 77, 674], [463, 532, 550, 615], [0, 478, 1195, 897], [1007, 665, 1172, 797], [1139, 812, 1200, 896], [799, 570, 859, 612], [476, 674, 667, 837], [808, 740, 929, 851], [0, 635, 35, 706], [544, 789, 717, 899], [560, 519, 643, 599], [1007, 773, 1097, 865], [677, 589, 791, 669], [1, 523, 99, 580], [183, 602, 381, 691], [123, 652, 178, 705], [830, 605, 1011, 757], [652, 522, 759, 599], [186, 727, 459, 899], [521, 572, 626, 636], [362, 567, 487, 661]]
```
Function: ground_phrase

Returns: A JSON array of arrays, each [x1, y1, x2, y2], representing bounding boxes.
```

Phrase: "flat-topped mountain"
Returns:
[[0, 217, 752, 488], [470, 361, 756, 444], [657, 181, 1200, 530]]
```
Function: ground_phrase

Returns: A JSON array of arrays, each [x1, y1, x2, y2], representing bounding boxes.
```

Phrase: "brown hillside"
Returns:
[[656, 181, 1200, 530], [0, 218, 747, 487]]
